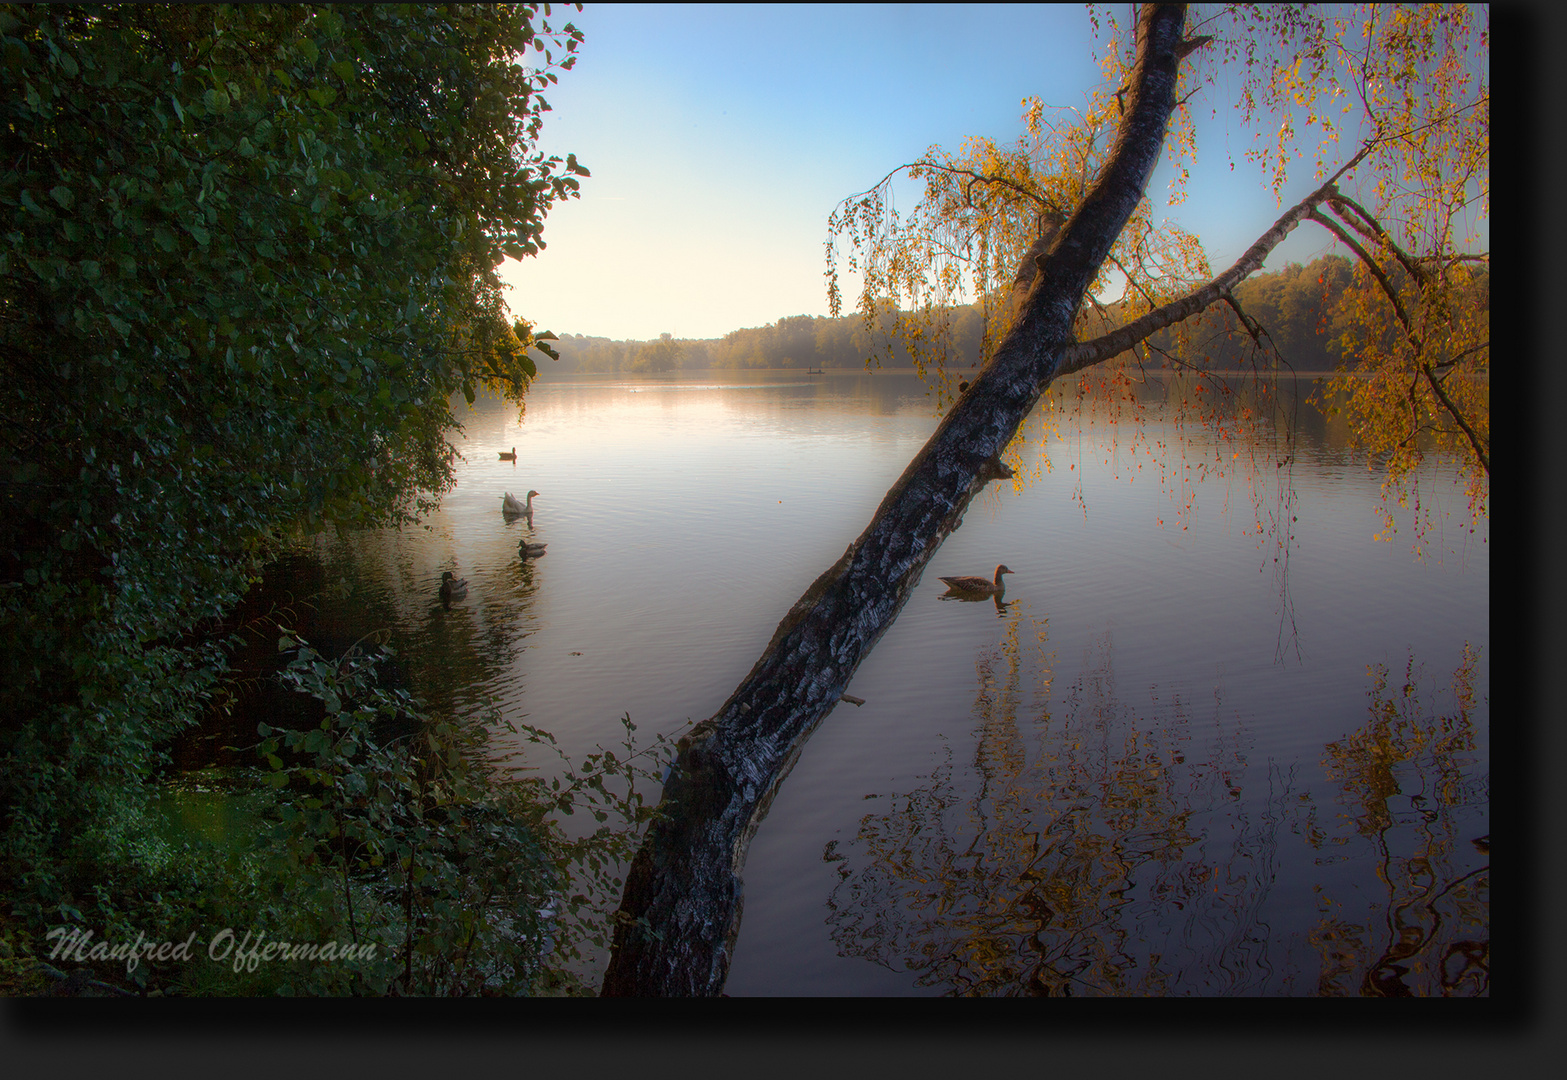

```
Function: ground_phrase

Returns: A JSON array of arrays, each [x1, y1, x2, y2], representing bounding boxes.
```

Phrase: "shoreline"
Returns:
[[526, 366, 1440, 382]]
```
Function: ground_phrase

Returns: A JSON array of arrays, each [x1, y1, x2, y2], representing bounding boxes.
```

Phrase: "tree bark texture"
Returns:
[[600, 3, 1192, 997]]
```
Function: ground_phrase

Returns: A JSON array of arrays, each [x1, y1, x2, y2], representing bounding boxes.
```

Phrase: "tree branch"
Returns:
[[1304, 208, 1420, 350], [1304, 204, 1489, 476], [1220, 290, 1284, 367], [915, 161, 1067, 217], [1421, 359, 1490, 474], [1053, 145, 1369, 378], [1325, 192, 1426, 287]]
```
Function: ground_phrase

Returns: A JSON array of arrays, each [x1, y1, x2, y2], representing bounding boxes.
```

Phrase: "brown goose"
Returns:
[[938, 564, 1014, 596], [498, 447, 517, 461], [439, 570, 469, 601]]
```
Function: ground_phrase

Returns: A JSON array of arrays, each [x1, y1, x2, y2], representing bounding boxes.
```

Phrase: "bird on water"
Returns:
[[502, 490, 538, 517], [519, 540, 547, 559], [439, 570, 469, 601], [499, 447, 517, 461], [938, 564, 1014, 597]]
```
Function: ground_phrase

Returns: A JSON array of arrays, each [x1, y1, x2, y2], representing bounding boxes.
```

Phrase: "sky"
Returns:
[[498, 3, 1376, 343]]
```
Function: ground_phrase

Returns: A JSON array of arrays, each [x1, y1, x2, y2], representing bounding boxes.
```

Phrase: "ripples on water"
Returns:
[[218, 369, 1488, 996]]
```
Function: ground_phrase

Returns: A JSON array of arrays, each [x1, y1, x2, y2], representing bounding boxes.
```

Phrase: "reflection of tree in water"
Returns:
[[826, 609, 1288, 995], [1305, 645, 1488, 996], [179, 527, 546, 771], [303, 526, 544, 725], [826, 618, 1487, 996]]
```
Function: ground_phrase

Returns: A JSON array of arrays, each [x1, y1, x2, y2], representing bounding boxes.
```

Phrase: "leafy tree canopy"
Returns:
[[826, 3, 1488, 517], [0, 3, 586, 901]]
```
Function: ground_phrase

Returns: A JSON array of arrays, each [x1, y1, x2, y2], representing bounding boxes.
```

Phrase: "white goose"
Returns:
[[502, 490, 538, 518]]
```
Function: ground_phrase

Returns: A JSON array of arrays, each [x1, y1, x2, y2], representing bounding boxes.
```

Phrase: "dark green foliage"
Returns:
[[0, 4, 586, 948], [238, 635, 670, 995], [1, 635, 672, 996], [251, 635, 557, 995]]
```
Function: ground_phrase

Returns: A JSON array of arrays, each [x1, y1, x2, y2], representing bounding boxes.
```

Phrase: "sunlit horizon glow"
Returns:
[[499, 3, 1475, 344]]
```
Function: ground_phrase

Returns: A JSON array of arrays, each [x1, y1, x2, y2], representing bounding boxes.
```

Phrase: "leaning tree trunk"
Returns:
[[601, 2, 1192, 996]]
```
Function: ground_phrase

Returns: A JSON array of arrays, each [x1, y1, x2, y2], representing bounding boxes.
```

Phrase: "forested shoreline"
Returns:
[[542, 254, 1486, 377]]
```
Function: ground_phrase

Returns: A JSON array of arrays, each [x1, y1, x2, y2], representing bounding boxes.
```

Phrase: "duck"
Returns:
[[519, 540, 547, 559], [502, 490, 538, 517], [439, 570, 469, 601], [498, 447, 517, 461], [938, 564, 1014, 597]]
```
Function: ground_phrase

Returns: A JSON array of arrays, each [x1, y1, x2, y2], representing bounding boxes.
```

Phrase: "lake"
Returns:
[[239, 367, 1489, 996]]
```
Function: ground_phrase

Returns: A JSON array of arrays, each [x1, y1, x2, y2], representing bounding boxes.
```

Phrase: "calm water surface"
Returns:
[[271, 369, 1489, 996]]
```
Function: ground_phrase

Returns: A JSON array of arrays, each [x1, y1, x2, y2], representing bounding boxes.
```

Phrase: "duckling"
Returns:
[[519, 540, 547, 559], [938, 564, 1013, 597], [502, 490, 538, 517], [498, 447, 517, 461], [439, 570, 469, 601]]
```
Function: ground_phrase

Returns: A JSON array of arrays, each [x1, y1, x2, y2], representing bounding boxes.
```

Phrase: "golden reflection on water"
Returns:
[[823, 609, 1487, 996], [1307, 645, 1488, 996]]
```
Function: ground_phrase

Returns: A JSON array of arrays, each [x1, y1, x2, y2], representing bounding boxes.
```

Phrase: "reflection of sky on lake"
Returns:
[[293, 369, 1487, 994]]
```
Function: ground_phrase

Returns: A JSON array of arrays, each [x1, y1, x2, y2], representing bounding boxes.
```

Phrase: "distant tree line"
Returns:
[[1129, 253, 1446, 373], [548, 309, 977, 374], [543, 253, 1485, 377]]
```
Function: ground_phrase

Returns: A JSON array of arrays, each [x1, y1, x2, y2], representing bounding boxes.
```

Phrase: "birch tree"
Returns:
[[602, 2, 1487, 995]]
